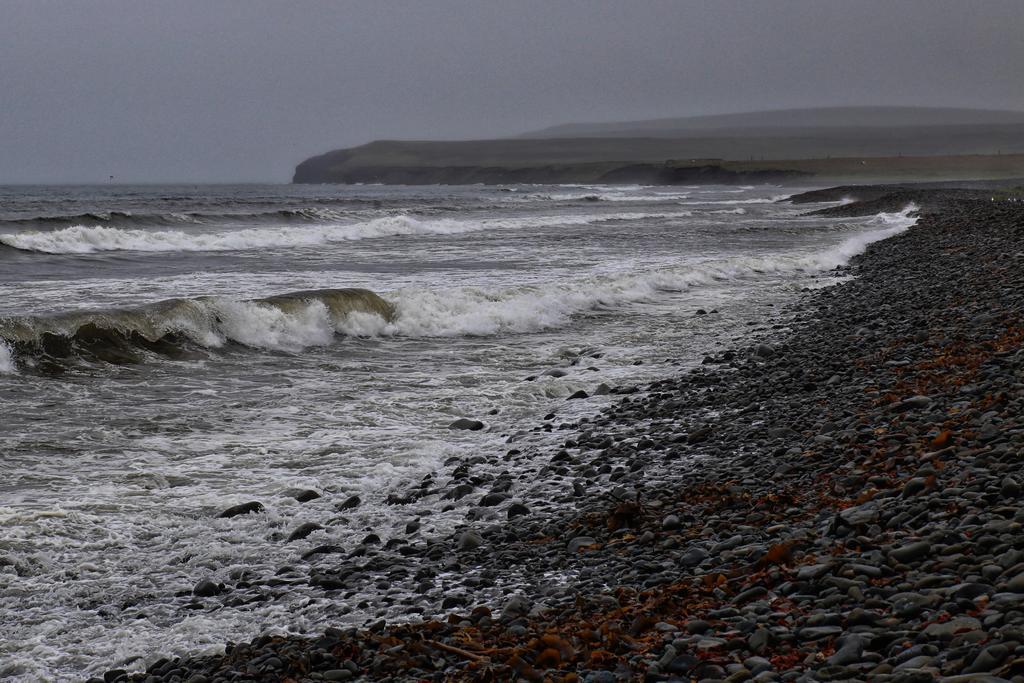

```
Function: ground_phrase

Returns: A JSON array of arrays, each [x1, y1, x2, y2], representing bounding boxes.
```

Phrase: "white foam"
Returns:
[[703, 207, 747, 215], [678, 194, 791, 205], [0, 211, 677, 254], [203, 300, 336, 351], [141, 299, 340, 352], [0, 341, 16, 374], [799, 203, 918, 269], [337, 205, 919, 339], [522, 190, 694, 203]]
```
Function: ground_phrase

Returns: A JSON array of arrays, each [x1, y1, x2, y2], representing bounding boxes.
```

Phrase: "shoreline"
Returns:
[[97, 188, 1024, 681]]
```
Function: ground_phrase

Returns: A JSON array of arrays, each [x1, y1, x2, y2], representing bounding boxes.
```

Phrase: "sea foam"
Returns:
[[0, 341, 16, 374], [339, 206, 919, 339], [0, 211, 677, 255]]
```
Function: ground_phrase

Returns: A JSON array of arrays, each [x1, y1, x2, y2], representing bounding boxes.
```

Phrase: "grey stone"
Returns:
[[449, 418, 485, 431], [456, 530, 484, 551], [567, 536, 597, 553], [890, 541, 932, 564]]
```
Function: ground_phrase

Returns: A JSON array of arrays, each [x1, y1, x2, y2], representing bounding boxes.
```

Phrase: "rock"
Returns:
[[966, 644, 1009, 673], [449, 418, 485, 431], [797, 626, 843, 640], [336, 495, 361, 511], [748, 628, 772, 654], [1004, 572, 1024, 593], [897, 395, 932, 411], [754, 343, 775, 358], [479, 492, 510, 507], [902, 477, 929, 497], [567, 390, 589, 400], [218, 501, 264, 518], [923, 616, 981, 638], [950, 582, 992, 600], [192, 579, 220, 597], [443, 483, 475, 500], [685, 620, 711, 634], [456, 530, 484, 551], [500, 595, 531, 621], [323, 670, 354, 681], [797, 563, 833, 580], [679, 547, 709, 566], [287, 522, 323, 542], [687, 426, 712, 444], [890, 541, 932, 564], [290, 489, 320, 503], [507, 502, 530, 519], [827, 635, 866, 666], [567, 536, 597, 553]]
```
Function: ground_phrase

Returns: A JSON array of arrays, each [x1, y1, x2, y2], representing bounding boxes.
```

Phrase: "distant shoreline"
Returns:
[[293, 151, 1024, 186]]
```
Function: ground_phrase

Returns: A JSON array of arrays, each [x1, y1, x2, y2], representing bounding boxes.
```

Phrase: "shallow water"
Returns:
[[0, 183, 915, 679]]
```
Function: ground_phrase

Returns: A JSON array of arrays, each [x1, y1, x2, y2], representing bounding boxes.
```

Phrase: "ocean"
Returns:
[[0, 183, 914, 679]]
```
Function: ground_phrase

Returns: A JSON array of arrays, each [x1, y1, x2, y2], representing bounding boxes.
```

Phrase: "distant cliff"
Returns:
[[293, 124, 1024, 185]]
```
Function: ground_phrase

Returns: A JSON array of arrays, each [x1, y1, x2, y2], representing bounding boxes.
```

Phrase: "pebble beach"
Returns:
[[95, 184, 1024, 682]]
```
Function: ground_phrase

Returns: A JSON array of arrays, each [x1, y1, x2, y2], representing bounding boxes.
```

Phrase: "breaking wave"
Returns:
[[1, 289, 393, 368], [1, 208, 916, 369], [0, 211, 675, 255], [0, 207, 368, 230]]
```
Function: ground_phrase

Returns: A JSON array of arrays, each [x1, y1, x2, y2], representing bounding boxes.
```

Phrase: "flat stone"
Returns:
[[798, 625, 843, 640], [890, 541, 932, 564], [567, 536, 598, 553], [449, 418, 484, 431], [923, 616, 982, 638]]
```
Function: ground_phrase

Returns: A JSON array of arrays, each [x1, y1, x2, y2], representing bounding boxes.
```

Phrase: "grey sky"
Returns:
[[2, 0, 1022, 183]]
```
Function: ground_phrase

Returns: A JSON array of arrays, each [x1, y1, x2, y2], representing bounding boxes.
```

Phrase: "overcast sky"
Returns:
[[2, 0, 1022, 183]]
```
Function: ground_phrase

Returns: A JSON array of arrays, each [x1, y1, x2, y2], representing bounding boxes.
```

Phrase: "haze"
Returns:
[[2, 0, 1023, 184]]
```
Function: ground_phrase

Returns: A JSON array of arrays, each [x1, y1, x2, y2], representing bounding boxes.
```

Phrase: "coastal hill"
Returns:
[[521, 105, 1024, 138], [293, 106, 1024, 184]]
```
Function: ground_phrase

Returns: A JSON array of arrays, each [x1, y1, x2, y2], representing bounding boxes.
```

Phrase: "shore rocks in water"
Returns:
[[192, 580, 221, 597], [448, 418, 485, 431], [217, 501, 263, 518], [287, 522, 323, 542], [335, 495, 361, 511], [289, 489, 320, 503], [101, 192, 1024, 682]]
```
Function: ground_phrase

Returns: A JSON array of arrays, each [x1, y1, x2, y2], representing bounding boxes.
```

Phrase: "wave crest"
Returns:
[[340, 206, 919, 338], [1, 289, 394, 368], [0, 211, 677, 254]]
